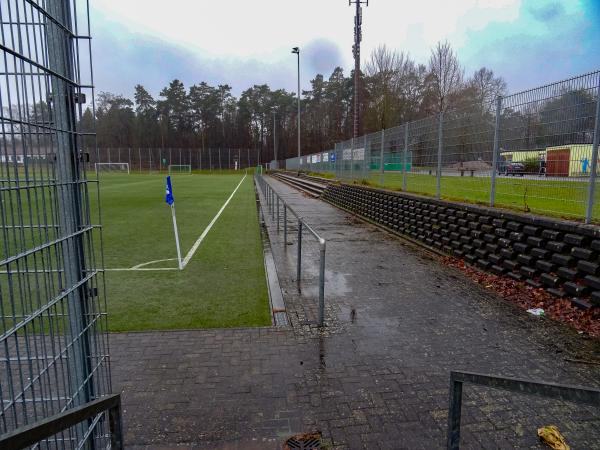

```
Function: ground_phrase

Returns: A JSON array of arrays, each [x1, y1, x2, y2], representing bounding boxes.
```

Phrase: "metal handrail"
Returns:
[[447, 371, 600, 449], [0, 394, 123, 450], [255, 174, 326, 326]]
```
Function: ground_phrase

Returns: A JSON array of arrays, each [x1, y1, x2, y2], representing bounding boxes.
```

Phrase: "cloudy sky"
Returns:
[[89, 0, 600, 99]]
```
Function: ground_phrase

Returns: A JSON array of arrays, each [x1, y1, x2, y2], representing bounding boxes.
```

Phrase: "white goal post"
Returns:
[[168, 165, 192, 174], [95, 162, 130, 174]]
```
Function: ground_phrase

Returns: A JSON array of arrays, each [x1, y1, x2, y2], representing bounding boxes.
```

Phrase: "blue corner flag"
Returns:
[[165, 176, 174, 205]]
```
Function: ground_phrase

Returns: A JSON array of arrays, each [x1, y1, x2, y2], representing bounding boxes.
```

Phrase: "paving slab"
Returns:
[[111, 176, 600, 449]]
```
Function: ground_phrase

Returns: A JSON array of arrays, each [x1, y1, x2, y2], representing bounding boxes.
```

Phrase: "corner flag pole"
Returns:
[[170, 203, 183, 270], [165, 176, 183, 270]]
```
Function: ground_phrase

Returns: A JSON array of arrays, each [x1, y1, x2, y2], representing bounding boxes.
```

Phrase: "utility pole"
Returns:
[[349, 0, 367, 138]]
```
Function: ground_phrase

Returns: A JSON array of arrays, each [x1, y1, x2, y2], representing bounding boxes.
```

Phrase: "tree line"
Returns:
[[84, 41, 535, 162]]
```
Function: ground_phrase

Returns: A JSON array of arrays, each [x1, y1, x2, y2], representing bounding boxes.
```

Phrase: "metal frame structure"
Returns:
[[446, 371, 600, 449], [0, 393, 123, 450], [255, 174, 326, 326], [1, 0, 113, 447]]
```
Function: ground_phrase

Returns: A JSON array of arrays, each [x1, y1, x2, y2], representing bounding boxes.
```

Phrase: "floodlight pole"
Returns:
[[273, 111, 278, 169], [292, 47, 301, 174]]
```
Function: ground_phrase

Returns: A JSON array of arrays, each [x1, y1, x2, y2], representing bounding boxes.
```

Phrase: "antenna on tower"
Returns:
[[349, 0, 368, 138]]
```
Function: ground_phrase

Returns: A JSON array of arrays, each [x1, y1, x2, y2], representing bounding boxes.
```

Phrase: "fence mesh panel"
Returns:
[[0, 0, 112, 447], [90, 147, 260, 173], [284, 70, 600, 222]]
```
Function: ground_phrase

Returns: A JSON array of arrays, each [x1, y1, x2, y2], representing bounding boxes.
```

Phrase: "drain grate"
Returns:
[[284, 432, 322, 449]]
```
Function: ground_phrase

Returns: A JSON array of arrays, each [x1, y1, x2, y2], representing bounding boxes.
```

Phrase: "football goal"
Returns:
[[95, 162, 130, 173], [168, 165, 192, 174]]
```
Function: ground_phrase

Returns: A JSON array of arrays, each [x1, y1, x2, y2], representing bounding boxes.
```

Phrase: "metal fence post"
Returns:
[[47, 0, 93, 415], [297, 220, 302, 290], [436, 112, 444, 199], [138, 147, 141, 172], [379, 129, 385, 186], [276, 196, 280, 232], [318, 239, 326, 327], [363, 133, 368, 180], [403, 122, 409, 191], [219, 148, 222, 170], [350, 138, 354, 182], [585, 78, 600, 223], [446, 376, 463, 450], [490, 96, 503, 207]]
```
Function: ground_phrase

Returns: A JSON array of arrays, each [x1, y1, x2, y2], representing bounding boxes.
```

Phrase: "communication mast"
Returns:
[[349, 0, 368, 138]]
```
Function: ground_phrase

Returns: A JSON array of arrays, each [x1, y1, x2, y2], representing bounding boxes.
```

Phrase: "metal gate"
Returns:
[[0, 0, 112, 447]]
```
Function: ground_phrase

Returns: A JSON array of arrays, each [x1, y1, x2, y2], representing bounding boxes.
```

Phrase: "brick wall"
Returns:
[[322, 183, 600, 308]]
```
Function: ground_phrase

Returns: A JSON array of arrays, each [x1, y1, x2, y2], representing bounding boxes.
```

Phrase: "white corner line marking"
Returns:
[[132, 258, 178, 269], [181, 174, 247, 268]]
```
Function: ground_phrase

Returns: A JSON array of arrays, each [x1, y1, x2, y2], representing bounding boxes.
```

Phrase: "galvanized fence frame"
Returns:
[[0, 0, 112, 447], [446, 371, 600, 449], [283, 71, 600, 223], [255, 174, 326, 326]]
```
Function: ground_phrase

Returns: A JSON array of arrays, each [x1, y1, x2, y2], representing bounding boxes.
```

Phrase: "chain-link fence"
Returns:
[[284, 71, 600, 223], [90, 147, 261, 172], [1, 0, 113, 447]]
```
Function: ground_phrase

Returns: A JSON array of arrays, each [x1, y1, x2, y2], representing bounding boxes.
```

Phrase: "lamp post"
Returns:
[[292, 46, 301, 174], [272, 111, 277, 170]]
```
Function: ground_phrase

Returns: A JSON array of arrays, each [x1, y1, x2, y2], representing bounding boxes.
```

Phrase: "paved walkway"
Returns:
[[111, 176, 600, 449]]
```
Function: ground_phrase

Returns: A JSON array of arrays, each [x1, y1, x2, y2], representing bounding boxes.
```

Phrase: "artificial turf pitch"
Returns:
[[97, 173, 270, 331]]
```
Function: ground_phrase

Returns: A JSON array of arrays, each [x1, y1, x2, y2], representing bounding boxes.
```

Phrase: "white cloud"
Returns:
[[91, 0, 521, 67]]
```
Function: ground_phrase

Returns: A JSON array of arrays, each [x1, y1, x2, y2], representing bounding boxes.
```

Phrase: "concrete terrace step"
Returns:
[[270, 172, 326, 197]]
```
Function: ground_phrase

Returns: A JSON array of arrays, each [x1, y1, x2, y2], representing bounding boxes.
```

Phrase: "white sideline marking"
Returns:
[[104, 174, 247, 272], [105, 267, 179, 272], [181, 173, 246, 268]]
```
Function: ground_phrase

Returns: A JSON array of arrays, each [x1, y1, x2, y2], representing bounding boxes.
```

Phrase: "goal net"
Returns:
[[168, 165, 192, 174], [95, 162, 130, 173]]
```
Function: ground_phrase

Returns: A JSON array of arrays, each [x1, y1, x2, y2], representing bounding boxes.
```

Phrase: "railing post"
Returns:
[[297, 220, 302, 291], [138, 147, 141, 173], [318, 239, 326, 327], [437, 111, 443, 199], [283, 206, 287, 246], [585, 77, 600, 223], [109, 399, 124, 450], [403, 122, 409, 191], [276, 196, 280, 232], [379, 129, 385, 186], [490, 96, 502, 207], [446, 376, 463, 450]]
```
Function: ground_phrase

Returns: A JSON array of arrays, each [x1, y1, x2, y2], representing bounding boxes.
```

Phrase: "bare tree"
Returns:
[[428, 41, 463, 112], [469, 67, 507, 110]]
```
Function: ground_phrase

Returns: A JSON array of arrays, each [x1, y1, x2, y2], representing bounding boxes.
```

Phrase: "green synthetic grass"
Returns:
[[334, 171, 598, 222], [95, 173, 270, 331]]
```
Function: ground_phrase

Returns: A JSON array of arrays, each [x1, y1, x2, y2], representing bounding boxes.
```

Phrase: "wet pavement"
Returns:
[[111, 176, 600, 449]]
